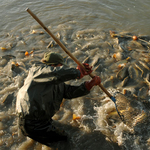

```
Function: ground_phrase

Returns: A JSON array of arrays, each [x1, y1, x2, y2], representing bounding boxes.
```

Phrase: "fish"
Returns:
[[139, 61, 150, 70], [116, 66, 128, 80]]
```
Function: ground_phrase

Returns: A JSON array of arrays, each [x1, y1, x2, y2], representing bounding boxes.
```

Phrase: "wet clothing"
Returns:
[[19, 116, 68, 146], [16, 64, 90, 146]]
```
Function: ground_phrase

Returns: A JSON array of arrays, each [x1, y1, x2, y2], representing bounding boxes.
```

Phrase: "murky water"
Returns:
[[0, 0, 150, 150]]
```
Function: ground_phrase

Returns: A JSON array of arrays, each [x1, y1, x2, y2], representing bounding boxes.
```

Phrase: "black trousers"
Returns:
[[19, 116, 68, 147]]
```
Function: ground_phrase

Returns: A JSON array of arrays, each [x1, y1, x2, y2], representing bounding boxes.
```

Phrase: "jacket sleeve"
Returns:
[[32, 66, 81, 84], [63, 82, 90, 99]]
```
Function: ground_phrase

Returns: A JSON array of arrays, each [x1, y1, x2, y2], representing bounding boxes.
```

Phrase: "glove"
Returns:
[[85, 76, 101, 91], [76, 63, 93, 79]]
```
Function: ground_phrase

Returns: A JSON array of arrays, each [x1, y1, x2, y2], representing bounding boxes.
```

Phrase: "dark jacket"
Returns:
[[16, 64, 90, 120]]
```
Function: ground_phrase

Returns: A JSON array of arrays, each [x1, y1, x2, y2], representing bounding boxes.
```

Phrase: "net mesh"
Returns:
[[114, 93, 147, 127]]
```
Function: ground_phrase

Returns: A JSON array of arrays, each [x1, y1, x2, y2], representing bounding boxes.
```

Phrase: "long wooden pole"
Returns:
[[26, 8, 126, 121], [26, 8, 114, 100]]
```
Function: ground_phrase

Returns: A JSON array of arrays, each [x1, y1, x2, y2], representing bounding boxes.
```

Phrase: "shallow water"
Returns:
[[0, 0, 150, 150]]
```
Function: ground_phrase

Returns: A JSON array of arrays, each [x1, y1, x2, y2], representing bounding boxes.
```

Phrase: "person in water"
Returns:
[[16, 52, 101, 147]]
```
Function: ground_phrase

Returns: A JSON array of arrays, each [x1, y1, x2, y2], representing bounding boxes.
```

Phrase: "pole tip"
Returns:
[[26, 8, 29, 11]]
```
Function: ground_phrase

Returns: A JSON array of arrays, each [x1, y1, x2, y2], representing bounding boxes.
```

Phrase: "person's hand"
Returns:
[[76, 63, 93, 79], [85, 76, 101, 91]]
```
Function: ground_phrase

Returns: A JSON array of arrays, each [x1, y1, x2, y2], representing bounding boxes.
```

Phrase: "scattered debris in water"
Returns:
[[0, 28, 150, 150]]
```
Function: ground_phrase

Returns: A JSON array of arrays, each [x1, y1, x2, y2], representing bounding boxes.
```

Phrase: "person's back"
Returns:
[[16, 63, 82, 120]]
